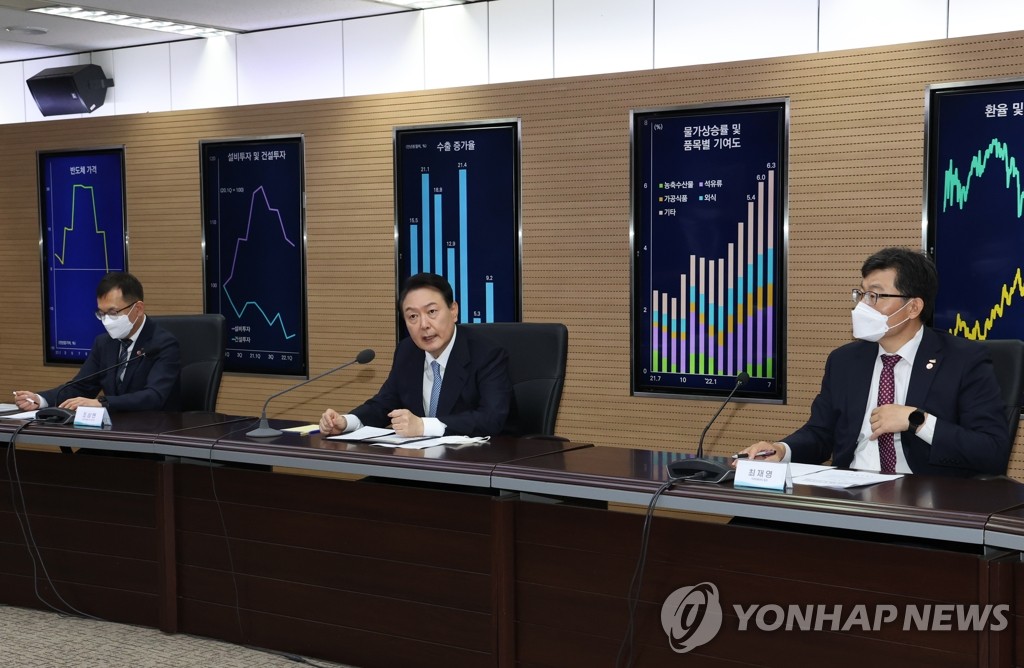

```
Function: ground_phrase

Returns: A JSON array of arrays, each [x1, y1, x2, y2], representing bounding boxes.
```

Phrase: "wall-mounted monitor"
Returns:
[[631, 100, 788, 402], [926, 79, 1024, 340], [200, 136, 308, 377], [393, 120, 521, 334], [38, 146, 128, 365]]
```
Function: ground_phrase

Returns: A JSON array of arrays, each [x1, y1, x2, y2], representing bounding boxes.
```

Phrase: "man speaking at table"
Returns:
[[319, 273, 512, 438], [13, 271, 181, 413], [736, 247, 1010, 477]]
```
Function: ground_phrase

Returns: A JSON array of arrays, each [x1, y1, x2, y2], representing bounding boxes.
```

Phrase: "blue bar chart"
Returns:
[[632, 102, 787, 401], [201, 137, 307, 376], [395, 122, 520, 332], [39, 148, 128, 364]]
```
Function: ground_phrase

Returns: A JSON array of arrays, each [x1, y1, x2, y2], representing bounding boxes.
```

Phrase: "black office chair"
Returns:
[[980, 338, 1024, 441], [150, 314, 226, 412], [462, 322, 568, 437]]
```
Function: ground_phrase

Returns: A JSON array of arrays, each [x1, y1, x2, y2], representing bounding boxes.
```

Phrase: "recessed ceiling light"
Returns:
[[5, 25, 48, 35], [30, 5, 236, 38]]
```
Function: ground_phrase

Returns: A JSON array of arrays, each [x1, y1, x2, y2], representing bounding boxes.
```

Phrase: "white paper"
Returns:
[[369, 435, 492, 450], [0, 403, 19, 412], [325, 426, 395, 441], [788, 463, 836, 478], [0, 410, 38, 420], [795, 469, 903, 488]]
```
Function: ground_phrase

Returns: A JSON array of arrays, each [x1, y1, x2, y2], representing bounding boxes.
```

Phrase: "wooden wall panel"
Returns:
[[4, 31, 1024, 476]]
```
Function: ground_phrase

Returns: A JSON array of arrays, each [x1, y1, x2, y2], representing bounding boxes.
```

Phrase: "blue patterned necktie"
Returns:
[[428, 360, 442, 417], [117, 339, 131, 385]]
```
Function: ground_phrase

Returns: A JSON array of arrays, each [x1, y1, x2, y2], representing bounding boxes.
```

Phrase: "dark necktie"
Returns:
[[117, 339, 131, 386], [877, 353, 901, 473]]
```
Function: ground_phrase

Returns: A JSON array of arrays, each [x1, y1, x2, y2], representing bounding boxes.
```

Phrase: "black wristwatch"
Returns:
[[98, 395, 109, 408], [908, 409, 926, 431]]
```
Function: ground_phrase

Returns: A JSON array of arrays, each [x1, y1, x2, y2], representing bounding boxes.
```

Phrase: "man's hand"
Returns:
[[869, 404, 915, 441], [388, 409, 424, 437], [12, 391, 40, 411], [319, 408, 348, 436], [731, 441, 786, 467], [58, 397, 100, 410]]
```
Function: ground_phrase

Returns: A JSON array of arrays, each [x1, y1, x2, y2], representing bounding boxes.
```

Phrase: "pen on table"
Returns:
[[732, 449, 777, 460]]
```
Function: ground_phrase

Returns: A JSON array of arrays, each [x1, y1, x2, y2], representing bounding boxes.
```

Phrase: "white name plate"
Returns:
[[734, 459, 789, 491], [74, 406, 111, 428]]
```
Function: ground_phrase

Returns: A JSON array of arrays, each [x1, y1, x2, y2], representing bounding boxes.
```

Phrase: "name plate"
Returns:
[[74, 406, 111, 428], [734, 459, 789, 491]]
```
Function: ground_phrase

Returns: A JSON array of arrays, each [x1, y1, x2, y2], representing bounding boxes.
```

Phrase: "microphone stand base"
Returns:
[[667, 455, 735, 484]]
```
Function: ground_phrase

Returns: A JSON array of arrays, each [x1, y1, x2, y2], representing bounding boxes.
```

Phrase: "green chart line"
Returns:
[[52, 184, 111, 271], [943, 137, 1024, 218]]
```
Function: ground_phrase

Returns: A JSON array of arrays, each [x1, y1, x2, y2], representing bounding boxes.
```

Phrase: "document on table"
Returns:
[[369, 435, 491, 450], [0, 403, 19, 412], [0, 410, 37, 420], [795, 468, 903, 488], [325, 426, 396, 441], [788, 463, 835, 478]]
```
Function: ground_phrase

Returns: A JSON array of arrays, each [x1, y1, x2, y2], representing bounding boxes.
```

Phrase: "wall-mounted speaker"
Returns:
[[26, 64, 114, 117]]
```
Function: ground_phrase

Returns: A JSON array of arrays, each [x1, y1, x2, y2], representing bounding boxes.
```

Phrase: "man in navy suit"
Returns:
[[737, 248, 1010, 477], [14, 272, 181, 413], [319, 273, 512, 438]]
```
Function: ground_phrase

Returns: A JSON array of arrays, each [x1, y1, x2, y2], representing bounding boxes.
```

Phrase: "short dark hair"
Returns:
[[861, 247, 937, 321], [399, 273, 454, 307], [96, 271, 144, 303]]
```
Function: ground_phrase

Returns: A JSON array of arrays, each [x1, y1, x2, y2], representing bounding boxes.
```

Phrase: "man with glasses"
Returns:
[[736, 247, 1010, 477], [13, 272, 181, 412]]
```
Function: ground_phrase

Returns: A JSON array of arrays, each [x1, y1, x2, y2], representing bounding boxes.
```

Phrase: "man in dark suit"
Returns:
[[319, 273, 512, 438], [737, 247, 1010, 477], [14, 272, 181, 413]]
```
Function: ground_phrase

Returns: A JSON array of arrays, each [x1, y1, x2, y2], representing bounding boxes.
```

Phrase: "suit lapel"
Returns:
[[119, 318, 151, 389], [848, 341, 877, 420], [905, 327, 941, 409], [436, 330, 470, 416]]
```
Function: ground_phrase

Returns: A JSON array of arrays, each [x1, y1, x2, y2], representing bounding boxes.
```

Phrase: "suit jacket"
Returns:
[[40, 317, 182, 412], [351, 327, 512, 437], [785, 327, 1010, 477]]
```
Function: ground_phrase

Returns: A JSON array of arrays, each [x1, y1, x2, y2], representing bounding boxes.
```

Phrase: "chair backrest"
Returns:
[[150, 314, 226, 412], [461, 322, 568, 437], [979, 338, 1024, 440]]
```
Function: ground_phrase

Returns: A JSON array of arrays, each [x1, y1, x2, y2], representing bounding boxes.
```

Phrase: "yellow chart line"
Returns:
[[52, 184, 110, 271], [951, 267, 1024, 340]]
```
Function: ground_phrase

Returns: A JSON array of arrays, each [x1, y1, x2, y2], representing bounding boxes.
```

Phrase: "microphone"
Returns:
[[667, 371, 749, 484], [32, 345, 161, 425], [246, 348, 375, 438]]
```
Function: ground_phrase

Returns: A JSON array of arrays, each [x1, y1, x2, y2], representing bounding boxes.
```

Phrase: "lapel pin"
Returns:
[[926, 358, 936, 370]]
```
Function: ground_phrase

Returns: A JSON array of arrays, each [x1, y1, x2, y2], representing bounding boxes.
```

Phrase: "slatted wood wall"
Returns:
[[3, 30, 1024, 477]]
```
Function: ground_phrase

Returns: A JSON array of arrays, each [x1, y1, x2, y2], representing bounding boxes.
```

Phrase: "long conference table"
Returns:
[[2, 412, 1024, 667]]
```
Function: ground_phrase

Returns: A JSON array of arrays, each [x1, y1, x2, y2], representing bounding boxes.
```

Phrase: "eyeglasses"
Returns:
[[851, 289, 910, 307], [95, 301, 138, 320]]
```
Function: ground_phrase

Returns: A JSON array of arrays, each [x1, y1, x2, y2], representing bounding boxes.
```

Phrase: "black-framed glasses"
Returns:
[[851, 289, 910, 307], [95, 301, 138, 320]]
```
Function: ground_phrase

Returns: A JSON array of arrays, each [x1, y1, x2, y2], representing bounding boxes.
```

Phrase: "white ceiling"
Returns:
[[0, 0, 433, 63]]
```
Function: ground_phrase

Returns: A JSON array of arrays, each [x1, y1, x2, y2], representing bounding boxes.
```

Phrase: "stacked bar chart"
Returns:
[[927, 81, 1024, 342], [39, 147, 128, 364], [395, 121, 520, 332], [632, 102, 786, 401], [201, 136, 307, 376]]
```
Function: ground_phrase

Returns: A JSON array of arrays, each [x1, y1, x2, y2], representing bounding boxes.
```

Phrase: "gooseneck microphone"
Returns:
[[667, 371, 750, 484], [32, 345, 161, 425], [246, 348, 375, 438]]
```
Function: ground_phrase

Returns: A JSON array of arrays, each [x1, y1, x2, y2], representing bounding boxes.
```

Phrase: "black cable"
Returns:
[[6, 421, 103, 621], [615, 477, 677, 668]]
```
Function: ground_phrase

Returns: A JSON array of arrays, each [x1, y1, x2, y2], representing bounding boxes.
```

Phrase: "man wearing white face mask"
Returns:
[[13, 272, 181, 413], [736, 247, 1010, 477]]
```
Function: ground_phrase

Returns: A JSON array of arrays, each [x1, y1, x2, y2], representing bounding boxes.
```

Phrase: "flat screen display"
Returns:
[[926, 79, 1024, 341], [201, 136, 308, 376], [394, 120, 521, 333], [631, 101, 787, 402], [38, 146, 128, 364]]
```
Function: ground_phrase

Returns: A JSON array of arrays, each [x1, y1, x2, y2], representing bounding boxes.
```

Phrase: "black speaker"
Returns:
[[27, 64, 114, 116]]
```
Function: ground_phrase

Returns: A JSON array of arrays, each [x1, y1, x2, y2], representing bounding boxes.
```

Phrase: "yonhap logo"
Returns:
[[660, 582, 724, 653]]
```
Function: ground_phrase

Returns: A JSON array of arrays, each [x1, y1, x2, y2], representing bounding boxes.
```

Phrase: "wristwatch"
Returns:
[[98, 395, 109, 408], [908, 409, 925, 431]]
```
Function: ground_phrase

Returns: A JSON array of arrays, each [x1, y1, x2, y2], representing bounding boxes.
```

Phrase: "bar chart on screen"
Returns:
[[632, 102, 787, 401], [395, 121, 520, 333]]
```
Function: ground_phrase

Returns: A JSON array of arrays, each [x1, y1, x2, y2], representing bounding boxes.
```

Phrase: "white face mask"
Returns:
[[101, 303, 137, 340], [851, 299, 910, 342]]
